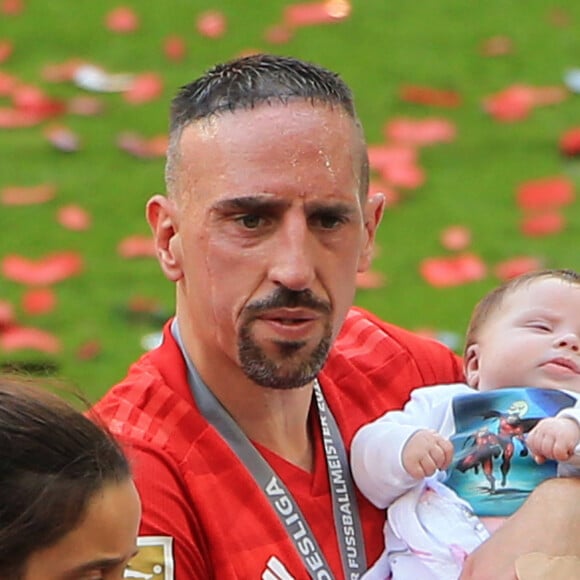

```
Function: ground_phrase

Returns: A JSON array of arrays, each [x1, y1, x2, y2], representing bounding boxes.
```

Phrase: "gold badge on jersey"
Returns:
[[124, 536, 174, 580]]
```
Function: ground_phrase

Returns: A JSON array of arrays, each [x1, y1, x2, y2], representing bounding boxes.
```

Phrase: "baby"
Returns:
[[351, 269, 580, 579]]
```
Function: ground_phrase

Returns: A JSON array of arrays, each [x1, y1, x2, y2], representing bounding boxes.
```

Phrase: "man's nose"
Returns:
[[268, 217, 316, 292], [555, 332, 580, 352]]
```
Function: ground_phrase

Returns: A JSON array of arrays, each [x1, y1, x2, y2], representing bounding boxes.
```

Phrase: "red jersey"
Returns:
[[93, 307, 463, 579]]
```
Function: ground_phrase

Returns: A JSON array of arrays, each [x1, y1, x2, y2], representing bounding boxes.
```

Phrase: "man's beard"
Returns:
[[238, 287, 332, 389]]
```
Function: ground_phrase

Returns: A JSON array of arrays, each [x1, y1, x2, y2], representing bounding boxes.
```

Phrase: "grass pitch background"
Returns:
[[1, 1, 579, 400]]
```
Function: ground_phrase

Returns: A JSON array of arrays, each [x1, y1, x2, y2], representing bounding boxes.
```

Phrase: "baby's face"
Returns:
[[469, 277, 580, 393]]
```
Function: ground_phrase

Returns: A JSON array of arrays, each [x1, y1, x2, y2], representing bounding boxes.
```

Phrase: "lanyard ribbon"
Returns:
[[172, 321, 366, 579]]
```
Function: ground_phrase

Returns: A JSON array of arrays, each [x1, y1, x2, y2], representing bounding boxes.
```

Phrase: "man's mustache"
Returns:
[[244, 287, 331, 316]]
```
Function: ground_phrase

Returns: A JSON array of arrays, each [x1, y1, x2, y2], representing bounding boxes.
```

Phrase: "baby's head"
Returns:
[[464, 269, 580, 393]]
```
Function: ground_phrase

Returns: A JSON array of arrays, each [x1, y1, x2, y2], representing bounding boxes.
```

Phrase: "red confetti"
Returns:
[[494, 257, 543, 281], [57, 205, 92, 231], [356, 271, 386, 289], [380, 162, 425, 190], [117, 235, 156, 258], [163, 35, 186, 61], [480, 36, 514, 57], [560, 127, 580, 157], [264, 24, 294, 44], [0, 0, 23, 15], [420, 254, 487, 287], [0, 39, 13, 63], [440, 225, 471, 251], [105, 6, 139, 33], [399, 85, 462, 108], [44, 124, 80, 152], [42, 58, 86, 82], [123, 72, 163, 104], [67, 95, 105, 116], [196, 10, 227, 38], [284, 1, 351, 27], [0, 71, 17, 95], [521, 212, 565, 237], [0, 300, 15, 329], [22, 288, 57, 315], [385, 117, 457, 146], [1, 183, 56, 206], [516, 176, 574, 210], [368, 143, 417, 171], [0, 326, 61, 353], [117, 132, 168, 158], [2, 252, 84, 285], [76, 339, 102, 360]]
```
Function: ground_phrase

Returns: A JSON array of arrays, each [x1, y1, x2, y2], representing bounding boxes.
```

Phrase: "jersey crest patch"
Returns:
[[124, 536, 174, 580]]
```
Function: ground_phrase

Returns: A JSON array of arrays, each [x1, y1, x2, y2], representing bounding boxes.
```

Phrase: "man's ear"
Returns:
[[464, 344, 481, 389], [146, 194, 183, 282], [357, 192, 385, 272]]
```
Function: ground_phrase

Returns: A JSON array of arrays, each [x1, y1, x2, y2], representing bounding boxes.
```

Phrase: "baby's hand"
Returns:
[[402, 429, 454, 479], [526, 417, 580, 464]]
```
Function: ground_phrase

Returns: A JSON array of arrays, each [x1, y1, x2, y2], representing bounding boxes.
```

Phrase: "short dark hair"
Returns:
[[464, 268, 580, 357], [0, 376, 131, 578], [166, 53, 369, 197]]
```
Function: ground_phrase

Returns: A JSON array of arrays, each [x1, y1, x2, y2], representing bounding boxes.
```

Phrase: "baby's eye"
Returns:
[[527, 322, 551, 332]]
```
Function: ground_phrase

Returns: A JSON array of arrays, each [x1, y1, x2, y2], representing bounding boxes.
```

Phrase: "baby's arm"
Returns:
[[351, 383, 472, 508], [402, 429, 455, 479], [526, 411, 580, 465]]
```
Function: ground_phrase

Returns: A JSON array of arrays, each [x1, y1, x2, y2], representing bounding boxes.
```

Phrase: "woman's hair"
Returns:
[[464, 268, 580, 356], [0, 375, 131, 578]]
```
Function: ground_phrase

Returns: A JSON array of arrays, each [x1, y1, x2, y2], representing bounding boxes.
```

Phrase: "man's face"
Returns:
[[467, 277, 580, 393], [150, 101, 383, 388]]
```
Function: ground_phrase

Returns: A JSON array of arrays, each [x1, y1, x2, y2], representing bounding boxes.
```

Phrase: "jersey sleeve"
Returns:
[[351, 383, 472, 509], [124, 441, 211, 580]]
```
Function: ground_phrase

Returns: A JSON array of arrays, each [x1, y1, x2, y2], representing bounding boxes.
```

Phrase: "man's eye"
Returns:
[[236, 214, 262, 229], [314, 213, 345, 229]]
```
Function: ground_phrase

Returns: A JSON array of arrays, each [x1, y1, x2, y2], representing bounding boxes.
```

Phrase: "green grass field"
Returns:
[[1, 1, 579, 400]]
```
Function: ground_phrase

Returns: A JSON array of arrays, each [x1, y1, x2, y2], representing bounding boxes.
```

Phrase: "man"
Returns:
[[94, 54, 580, 580]]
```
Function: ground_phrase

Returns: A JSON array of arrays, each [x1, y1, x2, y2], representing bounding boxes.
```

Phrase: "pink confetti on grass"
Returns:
[[22, 288, 57, 315], [0, 300, 15, 329], [117, 235, 156, 258], [0, 326, 61, 353], [163, 35, 186, 61], [399, 85, 462, 108], [196, 10, 227, 38], [494, 257, 543, 281], [57, 205, 92, 231], [420, 254, 487, 287], [560, 127, 580, 156], [385, 117, 457, 146], [0, 39, 13, 63], [105, 6, 140, 33], [483, 84, 568, 122], [521, 212, 565, 237], [117, 131, 168, 158], [0, 0, 23, 15], [1, 183, 56, 206], [440, 225, 471, 251], [516, 176, 575, 210], [284, 1, 351, 27], [123, 72, 163, 104], [2, 252, 83, 285]]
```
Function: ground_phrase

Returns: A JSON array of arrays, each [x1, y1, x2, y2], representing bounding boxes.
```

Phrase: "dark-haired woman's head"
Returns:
[[0, 376, 140, 579]]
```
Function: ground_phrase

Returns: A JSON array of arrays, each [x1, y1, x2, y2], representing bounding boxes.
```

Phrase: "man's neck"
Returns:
[[176, 319, 316, 471]]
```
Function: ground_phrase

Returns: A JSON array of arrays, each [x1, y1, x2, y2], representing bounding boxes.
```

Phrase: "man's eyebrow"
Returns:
[[211, 196, 289, 213], [306, 200, 358, 215]]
